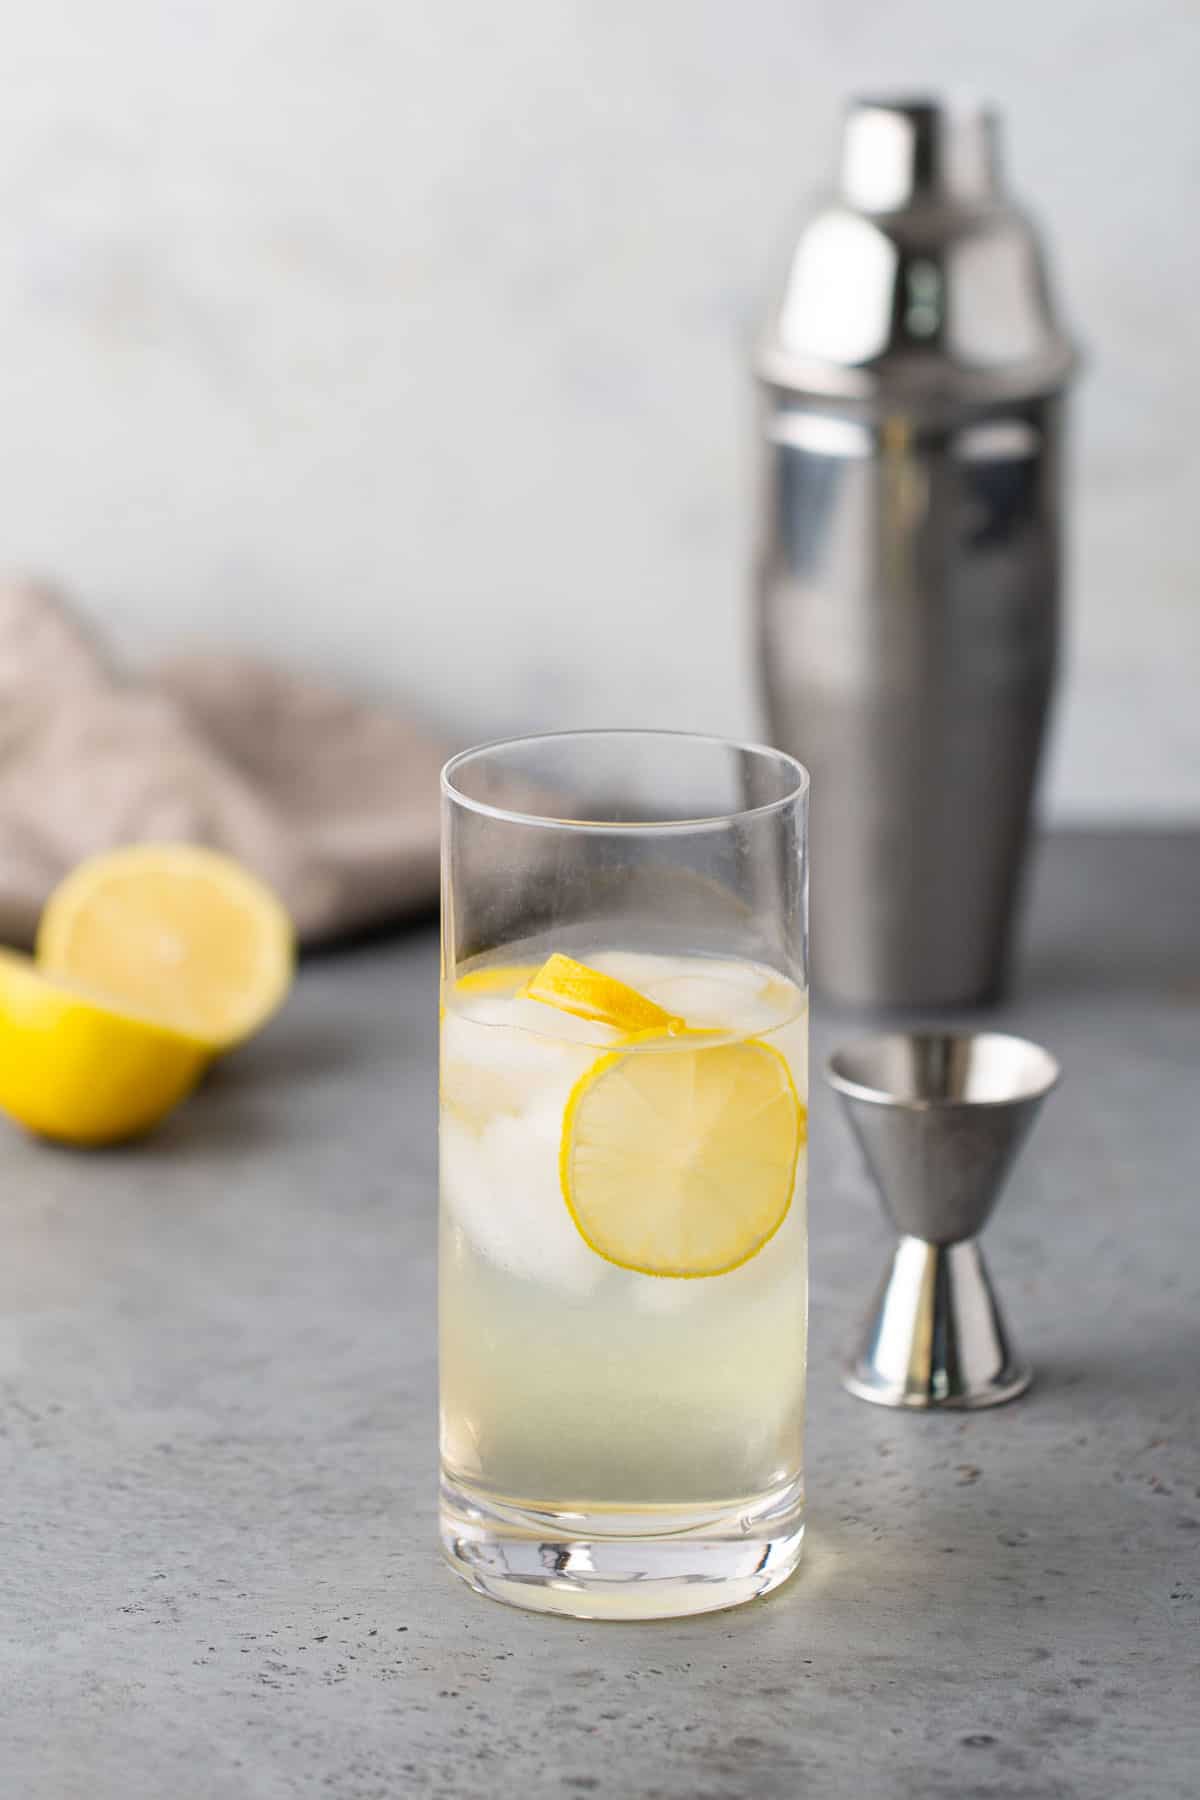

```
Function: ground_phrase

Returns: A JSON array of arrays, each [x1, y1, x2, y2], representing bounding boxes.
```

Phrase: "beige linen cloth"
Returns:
[[0, 579, 444, 946]]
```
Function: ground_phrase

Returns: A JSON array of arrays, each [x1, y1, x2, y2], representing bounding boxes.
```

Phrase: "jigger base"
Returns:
[[844, 1235, 1031, 1410]]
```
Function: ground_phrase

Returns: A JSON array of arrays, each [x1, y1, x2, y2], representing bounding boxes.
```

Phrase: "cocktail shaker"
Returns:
[[755, 98, 1078, 1009]]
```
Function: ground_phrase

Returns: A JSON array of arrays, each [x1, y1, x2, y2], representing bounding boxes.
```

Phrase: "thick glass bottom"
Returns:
[[439, 1469, 805, 1620]]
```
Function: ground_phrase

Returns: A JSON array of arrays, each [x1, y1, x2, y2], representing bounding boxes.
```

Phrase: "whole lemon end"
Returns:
[[0, 950, 209, 1146]]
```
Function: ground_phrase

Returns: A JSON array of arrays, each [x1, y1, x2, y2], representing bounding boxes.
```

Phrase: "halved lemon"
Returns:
[[522, 953, 682, 1036], [560, 1039, 805, 1278], [0, 950, 209, 1146], [37, 844, 294, 1051]]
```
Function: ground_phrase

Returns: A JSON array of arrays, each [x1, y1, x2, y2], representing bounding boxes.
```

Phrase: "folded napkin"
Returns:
[[0, 579, 445, 946]]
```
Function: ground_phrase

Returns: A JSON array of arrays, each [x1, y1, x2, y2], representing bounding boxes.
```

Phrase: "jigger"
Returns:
[[828, 1033, 1059, 1409]]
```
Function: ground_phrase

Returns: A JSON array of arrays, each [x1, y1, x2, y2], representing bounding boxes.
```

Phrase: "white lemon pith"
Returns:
[[518, 953, 806, 1278]]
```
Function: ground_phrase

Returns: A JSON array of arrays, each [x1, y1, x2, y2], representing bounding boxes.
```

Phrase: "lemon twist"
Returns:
[[521, 953, 684, 1035]]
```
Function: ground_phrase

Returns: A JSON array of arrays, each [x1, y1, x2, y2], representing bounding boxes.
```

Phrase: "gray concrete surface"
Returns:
[[4, 830, 1199, 1799]]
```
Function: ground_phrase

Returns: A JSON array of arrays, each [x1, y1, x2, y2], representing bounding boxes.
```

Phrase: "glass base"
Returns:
[[439, 1470, 805, 1620]]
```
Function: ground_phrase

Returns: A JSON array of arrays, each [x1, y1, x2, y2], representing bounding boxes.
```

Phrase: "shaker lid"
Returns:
[[756, 98, 1078, 410]]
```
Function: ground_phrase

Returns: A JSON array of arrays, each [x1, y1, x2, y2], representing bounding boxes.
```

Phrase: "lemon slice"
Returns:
[[454, 962, 542, 997], [522, 953, 683, 1036], [442, 960, 544, 1025], [561, 1039, 805, 1277], [0, 950, 209, 1145], [37, 844, 294, 1051]]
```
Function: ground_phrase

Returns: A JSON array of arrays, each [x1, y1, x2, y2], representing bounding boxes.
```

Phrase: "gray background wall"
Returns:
[[0, 0, 1195, 820]]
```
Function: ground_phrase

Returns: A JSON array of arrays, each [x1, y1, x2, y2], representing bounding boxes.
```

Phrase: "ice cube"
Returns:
[[440, 1004, 601, 1126], [440, 1104, 602, 1295], [591, 951, 796, 1033]]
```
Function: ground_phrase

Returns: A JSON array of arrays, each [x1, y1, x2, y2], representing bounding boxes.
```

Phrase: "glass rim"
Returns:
[[441, 729, 810, 833]]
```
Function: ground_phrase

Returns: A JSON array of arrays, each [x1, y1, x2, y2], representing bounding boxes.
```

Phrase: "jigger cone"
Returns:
[[828, 1032, 1059, 1409]]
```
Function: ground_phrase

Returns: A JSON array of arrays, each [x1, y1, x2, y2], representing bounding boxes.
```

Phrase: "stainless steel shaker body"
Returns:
[[756, 100, 1077, 1010]]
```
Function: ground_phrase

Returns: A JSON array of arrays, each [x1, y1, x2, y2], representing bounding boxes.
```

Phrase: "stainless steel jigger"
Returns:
[[828, 1033, 1059, 1409]]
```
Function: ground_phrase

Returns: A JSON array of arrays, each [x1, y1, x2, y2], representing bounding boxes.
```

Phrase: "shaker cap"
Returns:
[[757, 97, 1078, 411]]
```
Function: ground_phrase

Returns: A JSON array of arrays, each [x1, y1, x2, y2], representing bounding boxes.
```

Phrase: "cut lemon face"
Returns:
[[561, 1039, 805, 1278], [37, 844, 294, 1051], [522, 953, 682, 1036], [0, 950, 209, 1146]]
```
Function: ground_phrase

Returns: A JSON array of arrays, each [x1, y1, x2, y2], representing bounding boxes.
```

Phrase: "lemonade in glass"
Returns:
[[439, 733, 809, 1619]]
